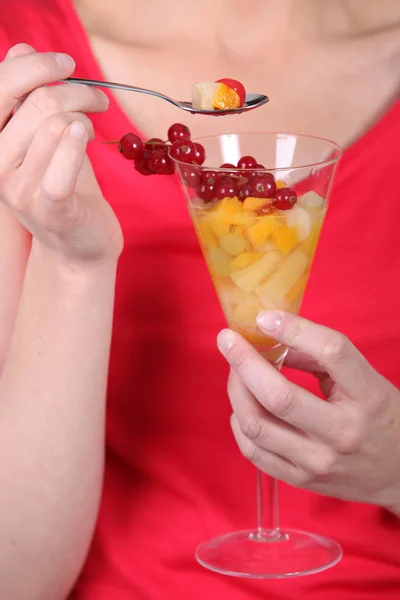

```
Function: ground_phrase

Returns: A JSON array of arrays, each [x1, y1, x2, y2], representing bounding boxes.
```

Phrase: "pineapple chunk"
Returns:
[[219, 232, 248, 256], [243, 197, 270, 211], [229, 251, 263, 270], [276, 180, 286, 189], [270, 222, 299, 253], [257, 250, 308, 303], [233, 225, 246, 235], [196, 218, 218, 249], [286, 205, 312, 241], [245, 217, 276, 250], [207, 247, 232, 276], [230, 250, 281, 293]]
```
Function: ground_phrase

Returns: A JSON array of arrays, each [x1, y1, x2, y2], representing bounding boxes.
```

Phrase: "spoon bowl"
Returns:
[[66, 77, 269, 115]]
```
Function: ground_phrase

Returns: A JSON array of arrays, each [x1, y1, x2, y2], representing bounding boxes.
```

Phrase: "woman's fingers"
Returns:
[[230, 414, 304, 485], [228, 369, 329, 470], [256, 311, 380, 400], [1, 84, 108, 174], [12, 113, 94, 202], [218, 329, 341, 441], [0, 47, 75, 123]]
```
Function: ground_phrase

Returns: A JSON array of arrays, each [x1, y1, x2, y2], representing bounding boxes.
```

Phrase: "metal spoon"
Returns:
[[66, 77, 269, 116]]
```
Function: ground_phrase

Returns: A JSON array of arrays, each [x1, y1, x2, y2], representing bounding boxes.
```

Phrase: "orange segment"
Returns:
[[213, 83, 241, 110]]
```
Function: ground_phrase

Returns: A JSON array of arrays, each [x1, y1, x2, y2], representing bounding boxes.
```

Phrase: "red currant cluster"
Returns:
[[118, 123, 206, 176], [195, 157, 297, 211], [117, 122, 297, 211]]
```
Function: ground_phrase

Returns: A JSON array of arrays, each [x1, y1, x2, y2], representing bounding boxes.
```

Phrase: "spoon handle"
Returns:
[[65, 77, 172, 103]]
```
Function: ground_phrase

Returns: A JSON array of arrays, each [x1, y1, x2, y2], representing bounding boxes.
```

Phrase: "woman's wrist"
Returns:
[[28, 239, 119, 293]]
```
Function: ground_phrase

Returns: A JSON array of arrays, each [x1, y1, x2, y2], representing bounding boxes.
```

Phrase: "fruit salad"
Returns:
[[116, 123, 326, 355], [192, 78, 246, 111]]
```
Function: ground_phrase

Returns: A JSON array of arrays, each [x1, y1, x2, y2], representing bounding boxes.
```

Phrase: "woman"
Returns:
[[0, 0, 399, 598]]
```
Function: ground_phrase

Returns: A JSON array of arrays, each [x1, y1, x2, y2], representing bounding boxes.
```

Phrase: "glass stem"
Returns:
[[255, 470, 281, 541]]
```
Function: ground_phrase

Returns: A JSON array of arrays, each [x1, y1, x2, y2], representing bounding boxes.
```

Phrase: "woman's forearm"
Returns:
[[0, 243, 117, 599]]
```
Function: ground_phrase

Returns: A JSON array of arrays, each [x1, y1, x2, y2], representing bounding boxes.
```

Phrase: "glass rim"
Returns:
[[170, 131, 342, 172]]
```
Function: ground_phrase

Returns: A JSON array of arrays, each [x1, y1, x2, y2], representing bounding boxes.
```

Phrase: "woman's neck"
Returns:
[[74, 0, 400, 50]]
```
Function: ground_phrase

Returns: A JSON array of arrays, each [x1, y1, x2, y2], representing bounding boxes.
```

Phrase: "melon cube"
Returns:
[[192, 82, 219, 111], [298, 191, 325, 209], [286, 205, 312, 241]]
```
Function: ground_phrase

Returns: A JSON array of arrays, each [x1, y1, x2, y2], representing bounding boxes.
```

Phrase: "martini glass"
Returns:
[[172, 132, 342, 579]]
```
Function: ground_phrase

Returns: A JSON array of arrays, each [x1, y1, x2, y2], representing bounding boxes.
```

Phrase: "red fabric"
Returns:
[[2, 2, 400, 598]]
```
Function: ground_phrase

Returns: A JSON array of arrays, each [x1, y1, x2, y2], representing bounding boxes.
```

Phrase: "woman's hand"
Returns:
[[0, 43, 123, 270], [217, 311, 400, 513]]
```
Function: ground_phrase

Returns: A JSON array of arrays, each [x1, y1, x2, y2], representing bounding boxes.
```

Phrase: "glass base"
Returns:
[[196, 528, 342, 579]]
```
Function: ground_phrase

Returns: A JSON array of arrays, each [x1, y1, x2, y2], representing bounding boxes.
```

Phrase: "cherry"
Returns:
[[134, 151, 153, 175], [181, 166, 201, 188], [193, 142, 206, 165], [215, 177, 239, 199], [168, 123, 191, 144], [238, 182, 254, 201], [237, 155, 258, 171], [170, 139, 196, 163], [145, 137, 167, 151], [201, 170, 219, 185], [216, 78, 246, 106], [252, 174, 276, 198], [273, 187, 298, 210], [196, 183, 216, 203], [148, 149, 174, 175], [119, 133, 143, 160]]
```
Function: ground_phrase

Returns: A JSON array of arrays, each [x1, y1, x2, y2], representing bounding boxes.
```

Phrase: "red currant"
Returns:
[[170, 139, 196, 163], [216, 79, 246, 106], [167, 123, 191, 144], [145, 137, 167, 151], [119, 133, 143, 160], [148, 149, 174, 175], [134, 151, 153, 175], [215, 177, 239, 199], [193, 143, 206, 165], [201, 170, 218, 185], [273, 187, 298, 210], [252, 174, 276, 198], [181, 166, 201, 188], [196, 183, 216, 203], [238, 182, 254, 201], [237, 155, 258, 171], [219, 163, 240, 179]]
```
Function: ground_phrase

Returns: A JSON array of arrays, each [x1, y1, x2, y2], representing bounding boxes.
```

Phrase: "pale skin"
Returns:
[[0, 0, 399, 598]]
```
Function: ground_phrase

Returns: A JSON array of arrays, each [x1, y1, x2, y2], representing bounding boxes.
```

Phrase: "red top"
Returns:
[[2, 2, 400, 598]]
